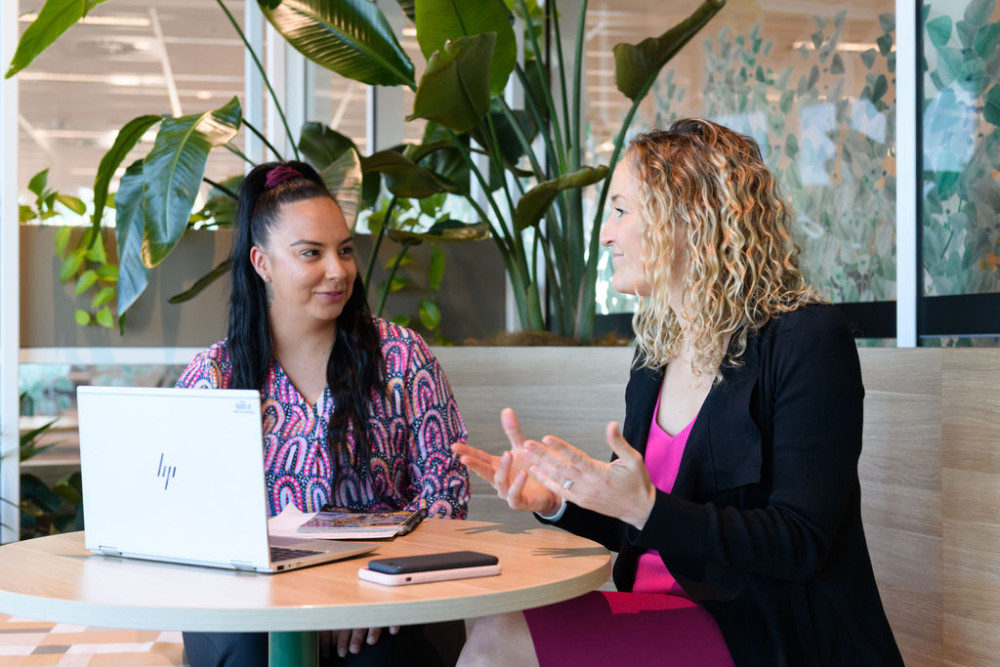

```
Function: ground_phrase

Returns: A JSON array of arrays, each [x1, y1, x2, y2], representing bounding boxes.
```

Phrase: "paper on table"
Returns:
[[267, 505, 406, 540], [267, 505, 316, 538]]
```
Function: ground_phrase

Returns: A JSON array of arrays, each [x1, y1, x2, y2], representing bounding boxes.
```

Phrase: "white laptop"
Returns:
[[76, 385, 378, 573]]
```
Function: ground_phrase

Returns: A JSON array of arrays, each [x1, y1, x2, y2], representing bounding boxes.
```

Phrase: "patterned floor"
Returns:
[[0, 615, 186, 666]]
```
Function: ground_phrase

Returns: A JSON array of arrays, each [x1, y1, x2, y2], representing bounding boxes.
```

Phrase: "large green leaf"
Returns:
[[298, 121, 358, 169], [259, 0, 415, 88], [513, 166, 609, 233], [5, 0, 107, 78], [470, 105, 537, 167], [614, 0, 726, 102], [319, 148, 363, 230], [362, 150, 458, 198], [115, 160, 150, 319], [140, 97, 242, 268], [410, 33, 495, 133], [91, 114, 162, 242], [414, 0, 515, 96]]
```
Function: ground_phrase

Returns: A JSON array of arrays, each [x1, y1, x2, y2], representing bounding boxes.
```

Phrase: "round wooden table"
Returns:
[[0, 519, 610, 665]]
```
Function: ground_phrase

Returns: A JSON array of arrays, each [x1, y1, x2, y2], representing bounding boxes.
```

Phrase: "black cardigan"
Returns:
[[545, 305, 903, 666]]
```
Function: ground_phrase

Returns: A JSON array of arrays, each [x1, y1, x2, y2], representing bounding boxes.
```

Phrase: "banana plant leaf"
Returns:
[[319, 148, 363, 230], [362, 150, 459, 199], [514, 166, 609, 233], [299, 121, 357, 169], [614, 0, 726, 102], [408, 124, 471, 190], [259, 0, 415, 89], [470, 106, 537, 168], [140, 96, 242, 268], [114, 160, 150, 320], [387, 219, 491, 244], [297, 121, 363, 226], [414, 0, 516, 96], [409, 33, 495, 133], [91, 114, 163, 241], [5, 0, 107, 78]]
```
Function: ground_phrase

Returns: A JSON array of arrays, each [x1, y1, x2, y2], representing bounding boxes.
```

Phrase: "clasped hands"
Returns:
[[452, 408, 656, 531]]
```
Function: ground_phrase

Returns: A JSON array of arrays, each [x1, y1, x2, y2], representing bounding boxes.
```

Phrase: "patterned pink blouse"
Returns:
[[176, 319, 470, 519]]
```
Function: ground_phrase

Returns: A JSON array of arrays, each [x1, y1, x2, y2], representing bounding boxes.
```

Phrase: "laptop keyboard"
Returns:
[[270, 545, 322, 562]]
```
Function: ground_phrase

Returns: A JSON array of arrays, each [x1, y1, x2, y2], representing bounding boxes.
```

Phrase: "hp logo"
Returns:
[[157, 453, 177, 490]]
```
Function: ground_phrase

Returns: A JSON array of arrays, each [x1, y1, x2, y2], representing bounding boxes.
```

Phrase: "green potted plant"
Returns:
[[8, 0, 726, 339]]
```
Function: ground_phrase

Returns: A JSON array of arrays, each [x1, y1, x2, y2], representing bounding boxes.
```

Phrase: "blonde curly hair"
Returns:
[[627, 118, 819, 377]]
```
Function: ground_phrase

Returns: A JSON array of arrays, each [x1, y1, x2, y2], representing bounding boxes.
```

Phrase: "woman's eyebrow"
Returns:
[[289, 239, 323, 248]]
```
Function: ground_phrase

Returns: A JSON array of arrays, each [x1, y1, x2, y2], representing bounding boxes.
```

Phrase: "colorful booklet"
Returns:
[[295, 506, 427, 540]]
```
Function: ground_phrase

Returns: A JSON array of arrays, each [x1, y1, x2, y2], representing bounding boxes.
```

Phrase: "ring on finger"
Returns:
[[562, 478, 574, 491]]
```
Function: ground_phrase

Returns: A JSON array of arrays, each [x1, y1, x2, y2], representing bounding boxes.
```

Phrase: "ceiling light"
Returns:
[[19, 13, 152, 27], [16, 71, 165, 87], [791, 41, 880, 53]]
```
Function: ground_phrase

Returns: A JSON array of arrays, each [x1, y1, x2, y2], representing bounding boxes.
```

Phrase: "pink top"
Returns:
[[631, 392, 697, 596]]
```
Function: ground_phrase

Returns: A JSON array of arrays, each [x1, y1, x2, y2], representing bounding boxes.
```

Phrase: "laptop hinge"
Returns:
[[97, 545, 122, 557], [231, 560, 256, 572]]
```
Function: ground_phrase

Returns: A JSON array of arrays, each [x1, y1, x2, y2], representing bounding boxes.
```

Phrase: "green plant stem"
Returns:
[[364, 196, 398, 290], [481, 114, 520, 246], [376, 240, 415, 317], [442, 129, 514, 249], [242, 119, 285, 163], [563, 0, 588, 277], [497, 98, 546, 180], [222, 141, 257, 166], [203, 177, 239, 201], [549, 0, 573, 155], [518, 0, 567, 174], [512, 64, 560, 173], [215, 0, 300, 161], [442, 130, 536, 329], [571, 0, 587, 174]]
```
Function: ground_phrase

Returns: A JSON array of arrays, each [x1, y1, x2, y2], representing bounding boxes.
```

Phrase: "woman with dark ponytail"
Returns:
[[177, 161, 470, 666]]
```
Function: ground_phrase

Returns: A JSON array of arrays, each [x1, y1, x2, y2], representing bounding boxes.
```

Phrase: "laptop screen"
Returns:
[[77, 386, 272, 569]]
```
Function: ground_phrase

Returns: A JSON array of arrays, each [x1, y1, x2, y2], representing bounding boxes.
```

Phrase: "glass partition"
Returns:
[[587, 0, 897, 314]]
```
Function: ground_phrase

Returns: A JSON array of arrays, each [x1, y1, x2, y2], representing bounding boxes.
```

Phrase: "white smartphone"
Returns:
[[358, 563, 502, 586], [357, 550, 501, 586]]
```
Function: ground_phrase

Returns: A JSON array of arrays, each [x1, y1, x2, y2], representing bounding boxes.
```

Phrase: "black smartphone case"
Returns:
[[367, 550, 498, 574]]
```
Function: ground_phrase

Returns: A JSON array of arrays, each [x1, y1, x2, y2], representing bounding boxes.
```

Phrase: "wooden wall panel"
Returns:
[[942, 351, 1000, 666], [857, 348, 943, 667]]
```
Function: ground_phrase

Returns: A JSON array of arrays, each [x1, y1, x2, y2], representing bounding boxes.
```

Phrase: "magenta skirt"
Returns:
[[523, 591, 734, 667]]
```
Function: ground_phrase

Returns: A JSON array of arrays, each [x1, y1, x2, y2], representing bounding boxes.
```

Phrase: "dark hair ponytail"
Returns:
[[227, 161, 384, 477]]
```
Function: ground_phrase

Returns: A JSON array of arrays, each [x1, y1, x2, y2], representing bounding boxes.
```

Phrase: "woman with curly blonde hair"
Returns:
[[454, 118, 902, 666]]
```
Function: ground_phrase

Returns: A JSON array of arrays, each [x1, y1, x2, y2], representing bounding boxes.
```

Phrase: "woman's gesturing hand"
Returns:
[[452, 408, 562, 516], [524, 421, 656, 530]]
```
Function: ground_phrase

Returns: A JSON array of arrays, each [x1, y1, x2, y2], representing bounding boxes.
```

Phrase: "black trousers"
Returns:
[[183, 621, 466, 667]]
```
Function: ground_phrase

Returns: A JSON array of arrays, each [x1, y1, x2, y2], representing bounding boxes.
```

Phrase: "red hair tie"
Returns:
[[265, 165, 302, 189]]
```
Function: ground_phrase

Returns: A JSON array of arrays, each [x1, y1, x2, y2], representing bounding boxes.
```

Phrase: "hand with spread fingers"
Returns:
[[523, 420, 656, 530], [452, 408, 563, 516]]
